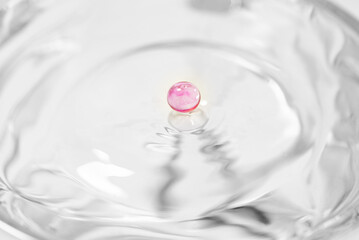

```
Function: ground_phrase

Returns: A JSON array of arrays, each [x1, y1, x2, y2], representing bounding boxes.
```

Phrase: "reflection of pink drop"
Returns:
[[167, 81, 201, 113]]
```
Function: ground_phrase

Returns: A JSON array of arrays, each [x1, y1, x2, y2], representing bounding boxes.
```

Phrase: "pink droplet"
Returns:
[[167, 81, 201, 113]]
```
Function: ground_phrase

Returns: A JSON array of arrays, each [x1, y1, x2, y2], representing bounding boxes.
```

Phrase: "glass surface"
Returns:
[[0, 0, 359, 239]]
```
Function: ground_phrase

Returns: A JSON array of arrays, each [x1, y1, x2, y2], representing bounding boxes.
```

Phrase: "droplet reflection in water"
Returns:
[[168, 108, 208, 132]]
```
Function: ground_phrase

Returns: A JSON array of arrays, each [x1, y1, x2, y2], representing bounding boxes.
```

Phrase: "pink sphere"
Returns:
[[167, 81, 201, 113]]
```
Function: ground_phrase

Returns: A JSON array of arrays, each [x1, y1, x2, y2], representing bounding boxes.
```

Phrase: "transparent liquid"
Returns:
[[0, 0, 359, 239]]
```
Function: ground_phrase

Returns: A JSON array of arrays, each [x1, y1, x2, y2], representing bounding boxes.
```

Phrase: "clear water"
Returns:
[[0, 0, 358, 239]]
